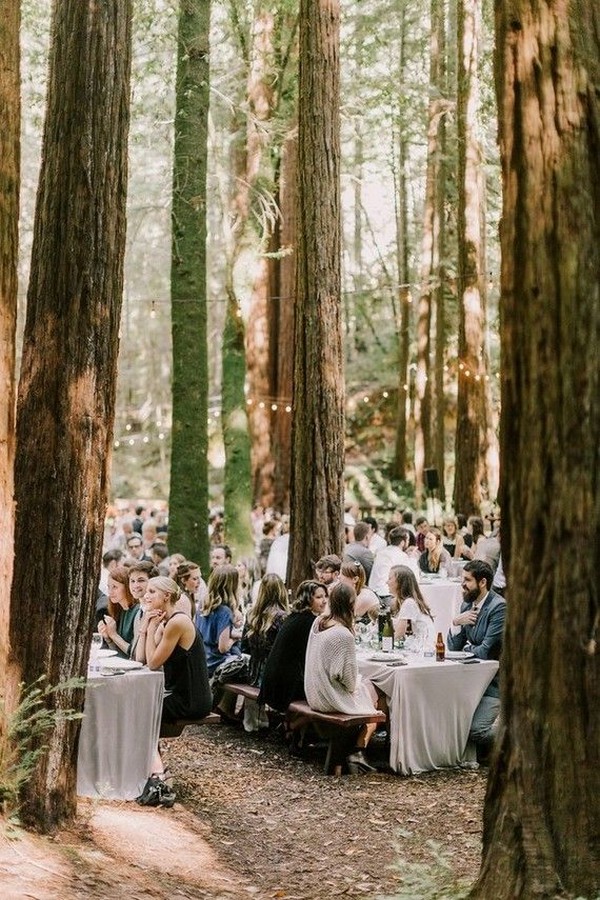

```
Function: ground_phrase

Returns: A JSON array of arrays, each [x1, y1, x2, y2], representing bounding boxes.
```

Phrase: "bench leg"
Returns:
[[324, 727, 360, 776]]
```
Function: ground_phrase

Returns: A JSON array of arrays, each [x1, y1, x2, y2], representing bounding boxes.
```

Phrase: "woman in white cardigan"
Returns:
[[304, 582, 379, 774]]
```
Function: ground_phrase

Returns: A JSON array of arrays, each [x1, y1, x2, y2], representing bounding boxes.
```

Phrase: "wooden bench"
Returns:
[[160, 712, 221, 738], [222, 683, 260, 703], [286, 701, 386, 776]]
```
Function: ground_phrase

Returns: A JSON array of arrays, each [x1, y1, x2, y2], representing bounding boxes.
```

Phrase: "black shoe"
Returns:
[[136, 775, 162, 806], [346, 750, 377, 775], [158, 782, 176, 808]]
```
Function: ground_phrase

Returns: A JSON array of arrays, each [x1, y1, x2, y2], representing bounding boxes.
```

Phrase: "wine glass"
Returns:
[[89, 632, 103, 672]]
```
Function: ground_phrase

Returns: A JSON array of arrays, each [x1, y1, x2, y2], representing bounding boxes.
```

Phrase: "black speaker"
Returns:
[[424, 468, 440, 491]]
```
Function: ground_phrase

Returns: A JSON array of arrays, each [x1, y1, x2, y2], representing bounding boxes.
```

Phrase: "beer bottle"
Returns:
[[436, 631, 445, 662], [382, 614, 394, 652]]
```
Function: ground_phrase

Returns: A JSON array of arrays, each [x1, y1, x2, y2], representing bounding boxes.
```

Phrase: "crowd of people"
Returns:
[[97, 502, 505, 806]]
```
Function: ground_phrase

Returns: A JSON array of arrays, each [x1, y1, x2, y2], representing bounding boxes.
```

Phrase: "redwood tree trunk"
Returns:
[[453, 0, 486, 516], [471, 2, 600, 896], [288, 0, 344, 589], [168, 0, 211, 568], [9, 0, 132, 830], [0, 0, 20, 744]]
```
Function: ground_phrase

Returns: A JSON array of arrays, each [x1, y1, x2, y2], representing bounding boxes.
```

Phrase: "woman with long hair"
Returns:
[[98, 565, 141, 658], [175, 560, 206, 618], [461, 515, 487, 560], [418, 527, 452, 574], [304, 583, 379, 774], [135, 576, 211, 806], [441, 516, 466, 559], [339, 560, 379, 623], [387, 565, 435, 642], [195, 564, 242, 676], [240, 573, 289, 731], [258, 580, 327, 713]]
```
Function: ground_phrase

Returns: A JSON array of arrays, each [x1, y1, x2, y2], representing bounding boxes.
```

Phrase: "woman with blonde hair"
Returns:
[[195, 564, 242, 676], [418, 527, 452, 574], [98, 565, 141, 658], [339, 560, 379, 623], [387, 565, 435, 642], [135, 576, 211, 806]]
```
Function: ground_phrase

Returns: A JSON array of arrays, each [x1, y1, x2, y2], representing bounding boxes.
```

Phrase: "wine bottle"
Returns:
[[382, 614, 394, 652], [436, 631, 445, 662]]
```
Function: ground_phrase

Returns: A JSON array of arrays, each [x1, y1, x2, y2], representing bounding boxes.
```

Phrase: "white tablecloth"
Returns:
[[420, 579, 463, 639], [358, 651, 498, 774], [77, 668, 164, 800]]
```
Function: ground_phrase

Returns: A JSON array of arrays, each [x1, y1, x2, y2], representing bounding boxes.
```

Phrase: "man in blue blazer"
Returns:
[[447, 559, 506, 756]]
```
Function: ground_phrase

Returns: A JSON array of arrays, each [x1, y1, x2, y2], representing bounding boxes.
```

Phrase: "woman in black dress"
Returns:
[[136, 576, 211, 805], [258, 580, 327, 713]]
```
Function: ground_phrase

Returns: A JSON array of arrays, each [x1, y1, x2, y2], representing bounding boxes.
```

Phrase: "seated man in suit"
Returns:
[[447, 559, 505, 757]]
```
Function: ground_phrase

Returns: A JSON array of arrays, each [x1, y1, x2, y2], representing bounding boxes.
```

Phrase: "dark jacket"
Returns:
[[447, 590, 505, 696]]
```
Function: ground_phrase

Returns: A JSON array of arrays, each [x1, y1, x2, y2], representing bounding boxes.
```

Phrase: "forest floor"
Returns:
[[0, 721, 487, 900]]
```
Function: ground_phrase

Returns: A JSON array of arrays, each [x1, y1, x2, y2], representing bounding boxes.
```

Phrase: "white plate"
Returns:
[[95, 649, 118, 659], [369, 652, 405, 663], [99, 657, 144, 671], [446, 650, 475, 660]]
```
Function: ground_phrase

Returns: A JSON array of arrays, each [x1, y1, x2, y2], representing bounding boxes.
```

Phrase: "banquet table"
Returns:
[[419, 578, 463, 640], [357, 650, 498, 775], [77, 667, 164, 800]]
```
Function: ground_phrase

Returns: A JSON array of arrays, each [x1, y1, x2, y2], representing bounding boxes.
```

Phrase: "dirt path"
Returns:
[[0, 722, 486, 899]]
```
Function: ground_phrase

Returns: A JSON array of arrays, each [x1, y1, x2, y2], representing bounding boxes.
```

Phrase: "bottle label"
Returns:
[[381, 635, 393, 653]]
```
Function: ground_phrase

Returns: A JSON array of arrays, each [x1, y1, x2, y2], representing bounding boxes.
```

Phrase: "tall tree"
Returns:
[[414, 0, 449, 506], [168, 0, 211, 567], [288, 0, 343, 589], [453, 0, 487, 515], [472, 2, 600, 896], [9, 0, 132, 830], [0, 0, 20, 744]]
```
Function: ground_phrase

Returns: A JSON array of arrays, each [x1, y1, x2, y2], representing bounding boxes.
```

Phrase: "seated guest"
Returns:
[[343, 522, 375, 580], [195, 564, 243, 678], [368, 527, 417, 606], [339, 560, 379, 623], [150, 542, 170, 575], [304, 583, 379, 774], [135, 576, 212, 807], [127, 560, 159, 603], [414, 516, 429, 552], [175, 560, 207, 618], [259, 580, 327, 712], [315, 554, 342, 594], [461, 515, 486, 559], [442, 516, 466, 559], [168, 552, 186, 580], [241, 573, 289, 731], [98, 565, 141, 658], [418, 528, 452, 574], [125, 531, 152, 563], [362, 516, 387, 554], [210, 544, 232, 570], [447, 560, 505, 757], [388, 565, 435, 644]]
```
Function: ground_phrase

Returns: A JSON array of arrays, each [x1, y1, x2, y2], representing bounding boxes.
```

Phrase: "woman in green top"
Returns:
[[98, 565, 141, 658]]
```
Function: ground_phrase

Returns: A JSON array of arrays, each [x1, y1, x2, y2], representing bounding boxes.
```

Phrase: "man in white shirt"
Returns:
[[362, 516, 387, 555], [368, 527, 418, 607]]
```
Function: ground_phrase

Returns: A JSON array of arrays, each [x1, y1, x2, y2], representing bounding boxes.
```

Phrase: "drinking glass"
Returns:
[[89, 632, 102, 672]]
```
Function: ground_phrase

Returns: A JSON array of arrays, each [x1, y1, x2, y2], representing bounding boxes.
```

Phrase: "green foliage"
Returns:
[[379, 838, 471, 900], [0, 677, 84, 815]]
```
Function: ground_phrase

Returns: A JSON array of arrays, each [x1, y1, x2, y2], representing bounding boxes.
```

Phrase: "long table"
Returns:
[[77, 668, 164, 800], [358, 650, 498, 774]]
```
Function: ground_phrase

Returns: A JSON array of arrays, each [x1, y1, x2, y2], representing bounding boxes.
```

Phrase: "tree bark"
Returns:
[[453, 0, 486, 516], [269, 128, 297, 514], [10, 0, 132, 830], [471, 2, 600, 896], [0, 0, 20, 749], [168, 0, 211, 569], [288, 0, 344, 589]]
